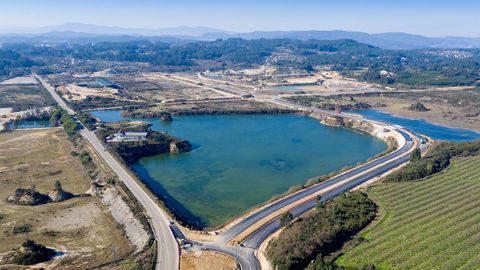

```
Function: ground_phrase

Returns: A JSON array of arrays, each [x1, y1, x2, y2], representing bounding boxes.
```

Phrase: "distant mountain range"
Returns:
[[0, 22, 225, 37], [1, 23, 479, 49], [209, 31, 480, 50]]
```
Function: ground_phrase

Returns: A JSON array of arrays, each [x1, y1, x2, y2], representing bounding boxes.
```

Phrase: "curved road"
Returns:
[[199, 128, 416, 270], [37, 73, 420, 270], [221, 130, 413, 244], [35, 75, 179, 270], [182, 76, 420, 270]]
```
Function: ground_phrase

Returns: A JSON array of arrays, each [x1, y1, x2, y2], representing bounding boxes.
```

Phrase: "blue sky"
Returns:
[[1, 0, 479, 37]]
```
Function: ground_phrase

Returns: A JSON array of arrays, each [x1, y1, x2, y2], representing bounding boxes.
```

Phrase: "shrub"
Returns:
[[386, 140, 480, 182], [13, 240, 55, 265], [267, 191, 376, 270], [408, 101, 429, 112], [12, 224, 32, 234], [79, 151, 92, 165]]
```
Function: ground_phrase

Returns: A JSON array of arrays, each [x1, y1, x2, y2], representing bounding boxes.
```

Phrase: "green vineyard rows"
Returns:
[[337, 155, 480, 270]]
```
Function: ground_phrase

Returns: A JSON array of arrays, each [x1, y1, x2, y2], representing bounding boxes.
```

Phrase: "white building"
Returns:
[[106, 130, 148, 143]]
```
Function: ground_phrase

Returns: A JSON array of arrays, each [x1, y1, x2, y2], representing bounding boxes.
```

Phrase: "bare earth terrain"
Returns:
[[181, 251, 239, 270], [0, 129, 133, 269], [115, 73, 226, 101], [0, 76, 38, 85]]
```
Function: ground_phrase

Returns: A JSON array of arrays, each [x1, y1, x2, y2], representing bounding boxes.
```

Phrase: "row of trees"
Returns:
[[267, 191, 377, 270], [49, 107, 77, 136]]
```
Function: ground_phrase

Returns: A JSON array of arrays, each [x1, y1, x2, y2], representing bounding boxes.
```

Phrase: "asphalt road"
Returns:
[[220, 129, 413, 244], [36, 75, 179, 270], [37, 73, 419, 270], [243, 137, 413, 249], [208, 129, 415, 270], [175, 75, 420, 270]]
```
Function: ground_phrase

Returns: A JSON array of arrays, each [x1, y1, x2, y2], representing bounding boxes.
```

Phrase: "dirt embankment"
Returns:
[[102, 188, 150, 253], [311, 112, 403, 149]]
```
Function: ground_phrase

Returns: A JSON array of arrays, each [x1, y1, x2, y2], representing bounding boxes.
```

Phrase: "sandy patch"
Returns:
[[0, 108, 12, 115], [227, 66, 276, 76], [42, 202, 102, 231], [63, 84, 118, 101], [0, 76, 38, 85], [181, 250, 239, 270], [429, 85, 477, 91]]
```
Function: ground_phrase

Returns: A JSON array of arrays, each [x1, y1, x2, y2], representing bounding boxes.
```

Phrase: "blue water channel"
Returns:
[[351, 109, 480, 142]]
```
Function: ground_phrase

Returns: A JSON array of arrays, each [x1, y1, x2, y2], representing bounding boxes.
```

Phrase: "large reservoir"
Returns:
[[91, 111, 387, 227]]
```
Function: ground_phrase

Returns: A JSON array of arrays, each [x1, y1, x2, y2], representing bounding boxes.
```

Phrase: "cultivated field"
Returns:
[[337, 154, 480, 270], [0, 129, 133, 268]]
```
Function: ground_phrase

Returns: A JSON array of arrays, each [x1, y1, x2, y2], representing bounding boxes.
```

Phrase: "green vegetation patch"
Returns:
[[11, 240, 56, 265], [386, 140, 480, 182], [408, 101, 429, 112], [337, 154, 480, 269], [49, 107, 78, 137], [267, 191, 376, 270]]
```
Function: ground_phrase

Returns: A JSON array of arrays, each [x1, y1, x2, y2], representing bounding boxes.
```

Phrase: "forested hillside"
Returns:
[[3, 38, 480, 86]]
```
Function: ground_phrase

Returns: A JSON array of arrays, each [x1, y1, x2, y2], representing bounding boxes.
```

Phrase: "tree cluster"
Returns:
[[4, 39, 480, 87], [49, 107, 77, 136], [12, 240, 55, 265], [267, 191, 377, 270], [386, 140, 480, 182]]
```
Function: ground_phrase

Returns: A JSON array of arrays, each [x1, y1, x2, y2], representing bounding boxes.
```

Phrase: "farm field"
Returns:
[[337, 154, 480, 270]]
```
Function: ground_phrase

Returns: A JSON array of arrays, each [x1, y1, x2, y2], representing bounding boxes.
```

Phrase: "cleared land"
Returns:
[[0, 83, 55, 110], [211, 68, 384, 95], [0, 129, 133, 269], [337, 154, 480, 270], [58, 84, 118, 101], [180, 251, 239, 270], [0, 76, 38, 85], [113, 74, 226, 101], [123, 99, 295, 117]]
